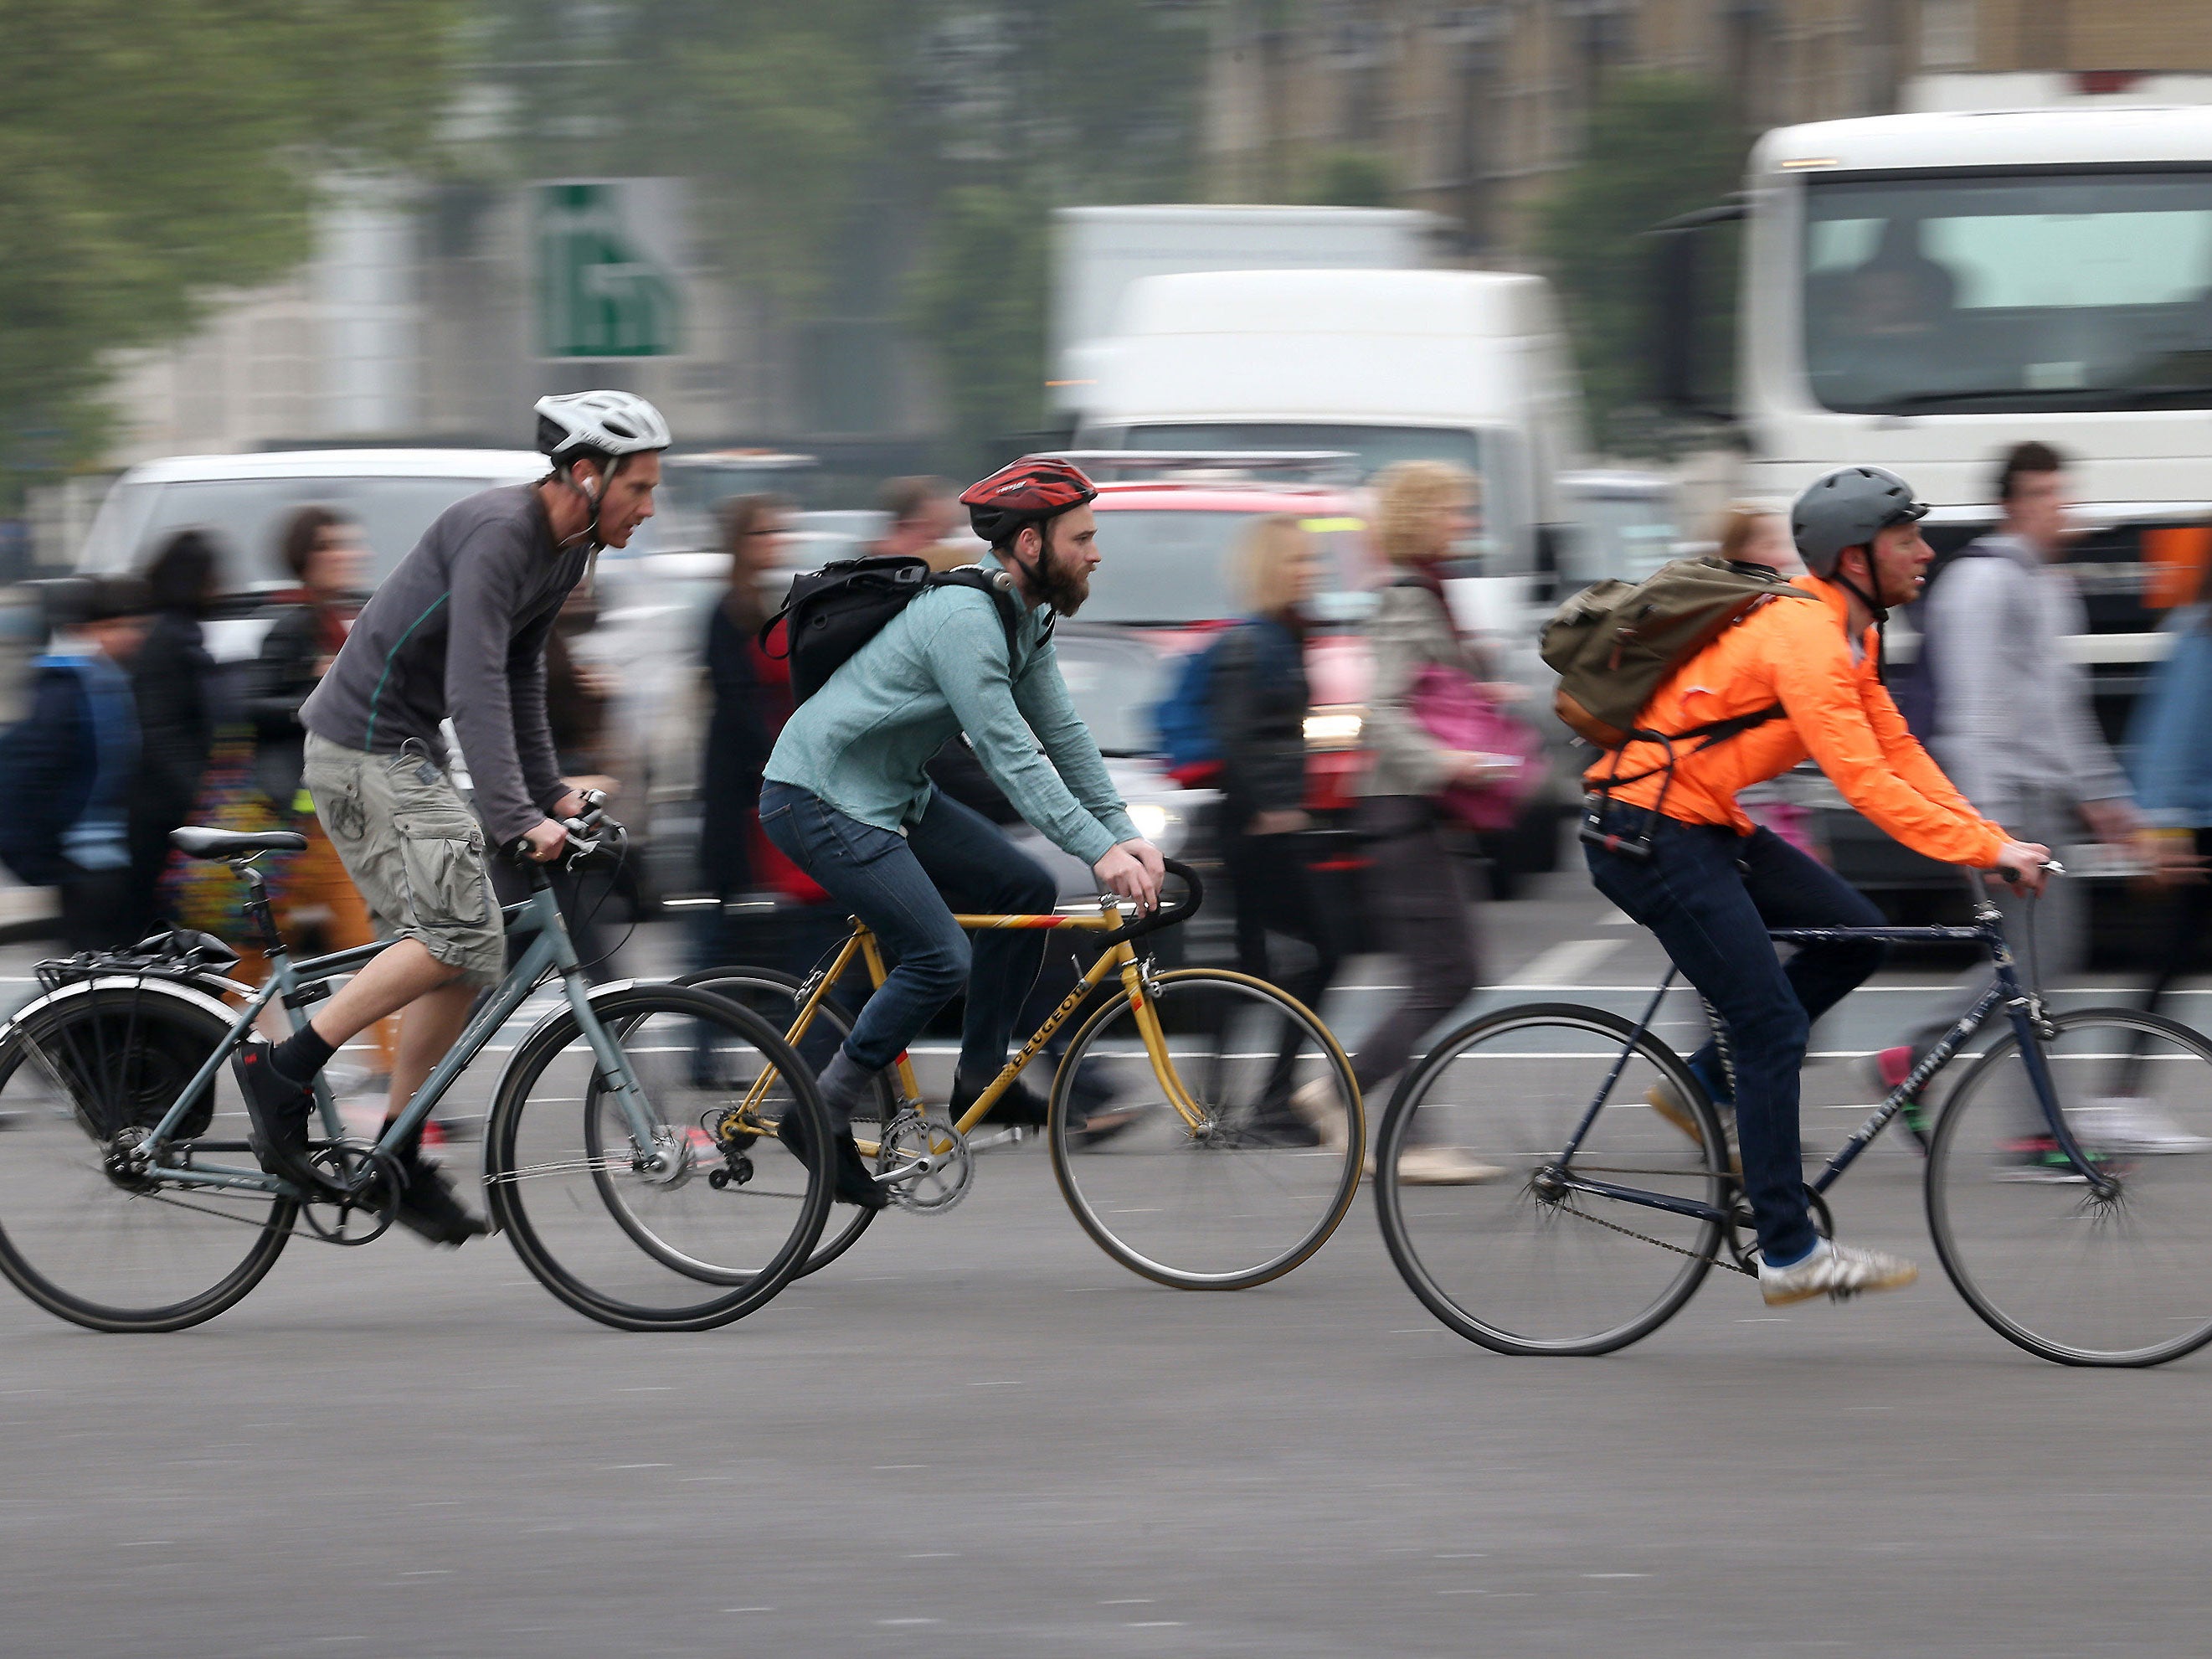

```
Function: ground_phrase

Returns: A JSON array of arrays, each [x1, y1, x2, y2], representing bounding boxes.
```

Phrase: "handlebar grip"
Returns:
[[1098, 858, 1203, 945]]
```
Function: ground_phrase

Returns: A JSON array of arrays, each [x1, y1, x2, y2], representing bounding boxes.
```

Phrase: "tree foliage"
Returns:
[[0, 0, 462, 499], [1532, 74, 1746, 456]]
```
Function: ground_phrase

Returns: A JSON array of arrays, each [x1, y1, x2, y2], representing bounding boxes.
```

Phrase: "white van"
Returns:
[[1073, 268, 1588, 597]]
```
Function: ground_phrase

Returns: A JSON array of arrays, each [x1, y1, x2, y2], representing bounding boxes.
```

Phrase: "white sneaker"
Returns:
[[1393, 1144, 1505, 1185], [2068, 1096, 2212, 1155], [1757, 1238, 1919, 1307], [1289, 1077, 1350, 1154]]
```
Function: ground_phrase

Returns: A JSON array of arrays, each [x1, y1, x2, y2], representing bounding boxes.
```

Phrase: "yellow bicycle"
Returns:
[[683, 859, 1362, 1291]]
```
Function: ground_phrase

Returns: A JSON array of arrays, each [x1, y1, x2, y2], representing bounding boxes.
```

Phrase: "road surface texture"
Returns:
[[2, 870, 2206, 1657]]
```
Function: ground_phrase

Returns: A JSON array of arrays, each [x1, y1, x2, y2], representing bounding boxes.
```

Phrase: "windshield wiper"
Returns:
[[1870, 387, 2098, 410]]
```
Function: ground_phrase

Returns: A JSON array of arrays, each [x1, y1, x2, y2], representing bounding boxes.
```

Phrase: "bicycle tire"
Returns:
[[0, 980, 294, 1332], [1047, 967, 1361, 1291], [671, 966, 885, 1277], [1926, 1006, 2212, 1368], [484, 984, 834, 1332], [1375, 1002, 1727, 1356]]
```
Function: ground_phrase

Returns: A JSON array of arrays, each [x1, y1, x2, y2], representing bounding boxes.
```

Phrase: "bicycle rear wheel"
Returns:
[[1375, 1004, 1727, 1356], [1047, 969, 1361, 1290], [0, 981, 293, 1332], [485, 985, 833, 1331], [1926, 1007, 2212, 1367], [676, 966, 887, 1277]]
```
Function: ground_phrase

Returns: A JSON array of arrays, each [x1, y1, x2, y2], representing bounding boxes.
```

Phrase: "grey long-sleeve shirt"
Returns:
[[301, 483, 589, 843], [1924, 531, 2128, 822]]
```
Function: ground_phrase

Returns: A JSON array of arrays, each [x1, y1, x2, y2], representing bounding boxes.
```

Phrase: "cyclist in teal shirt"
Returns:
[[759, 458, 1163, 1203]]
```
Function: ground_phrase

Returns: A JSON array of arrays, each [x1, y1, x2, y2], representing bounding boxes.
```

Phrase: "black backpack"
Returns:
[[760, 555, 1040, 703]]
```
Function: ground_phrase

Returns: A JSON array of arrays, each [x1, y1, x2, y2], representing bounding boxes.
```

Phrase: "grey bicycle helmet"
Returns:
[[1789, 466, 1928, 578]]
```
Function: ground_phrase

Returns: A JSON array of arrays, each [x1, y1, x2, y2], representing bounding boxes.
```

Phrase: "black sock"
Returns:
[[270, 1023, 339, 1088]]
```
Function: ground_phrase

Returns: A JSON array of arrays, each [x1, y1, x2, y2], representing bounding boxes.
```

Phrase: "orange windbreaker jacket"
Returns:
[[1582, 575, 2009, 869]]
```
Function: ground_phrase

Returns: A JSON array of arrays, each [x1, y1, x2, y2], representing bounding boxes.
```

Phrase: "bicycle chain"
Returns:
[[1551, 1193, 1752, 1276]]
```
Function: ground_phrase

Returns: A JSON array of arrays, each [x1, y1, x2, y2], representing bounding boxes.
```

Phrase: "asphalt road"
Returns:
[[3, 872, 2209, 1657]]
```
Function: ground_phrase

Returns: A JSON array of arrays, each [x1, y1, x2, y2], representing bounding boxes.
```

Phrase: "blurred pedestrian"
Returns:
[[236, 507, 394, 1076], [3, 578, 148, 951], [1212, 514, 1345, 1119], [1715, 503, 1819, 858], [872, 476, 968, 572], [2122, 578, 2212, 1107], [699, 493, 841, 972], [1874, 442, 2196, 1151], [125, 530, 224, 938], [1290, 460, 1503, 1183]]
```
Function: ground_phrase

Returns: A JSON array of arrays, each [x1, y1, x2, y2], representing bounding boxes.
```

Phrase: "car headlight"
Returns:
[[1126, 801, 1188, 853], [1304, 709, 1363, 748]]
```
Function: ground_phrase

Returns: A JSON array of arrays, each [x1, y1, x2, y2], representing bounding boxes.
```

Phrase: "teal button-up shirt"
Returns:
[[762, 564, 1137, 867]]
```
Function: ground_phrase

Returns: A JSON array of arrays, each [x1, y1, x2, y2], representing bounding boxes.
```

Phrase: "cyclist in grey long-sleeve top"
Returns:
[[230, 392, 671, 1244]]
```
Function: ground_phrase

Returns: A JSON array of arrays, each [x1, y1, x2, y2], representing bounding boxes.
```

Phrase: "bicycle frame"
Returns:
[[748, 899, 1206, 1154], [125, 858, 663, 1200], [1549, 899, 2117, 1229]]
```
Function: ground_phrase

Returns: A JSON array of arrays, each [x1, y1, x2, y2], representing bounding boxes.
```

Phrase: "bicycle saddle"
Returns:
[[169, 827, 308, 860]]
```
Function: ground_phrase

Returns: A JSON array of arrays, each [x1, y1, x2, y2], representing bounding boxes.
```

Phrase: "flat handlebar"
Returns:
[[1097, 858, 1203, 945]]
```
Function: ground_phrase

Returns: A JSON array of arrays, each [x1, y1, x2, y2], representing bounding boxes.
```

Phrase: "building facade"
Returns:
[[1203, 0, 2212, 259]]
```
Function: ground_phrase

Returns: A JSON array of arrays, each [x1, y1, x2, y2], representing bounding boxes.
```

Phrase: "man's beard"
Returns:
[[1031, 544, 1090, 617]]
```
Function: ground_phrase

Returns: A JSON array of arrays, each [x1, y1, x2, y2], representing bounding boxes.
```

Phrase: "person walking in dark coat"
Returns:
[[124, 531, 224, 939], [1212, 514, 1345, 1121], [13, 578, 149, 951]]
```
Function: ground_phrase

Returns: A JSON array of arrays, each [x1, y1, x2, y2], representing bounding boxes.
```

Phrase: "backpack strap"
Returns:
[[929, 565, 1033, 672]]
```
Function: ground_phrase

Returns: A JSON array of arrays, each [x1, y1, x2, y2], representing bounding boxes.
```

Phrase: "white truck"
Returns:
[[1655, 100, 2212, 902], [1051, 204, 1443, 420]]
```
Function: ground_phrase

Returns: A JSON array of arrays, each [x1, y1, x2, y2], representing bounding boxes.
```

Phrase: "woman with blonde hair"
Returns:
[[1210, 514, 1345, 1128], [1290, 459, 1504, 1182]]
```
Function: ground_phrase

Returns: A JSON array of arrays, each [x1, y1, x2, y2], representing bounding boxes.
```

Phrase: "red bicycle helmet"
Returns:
[[959, 456, 1098, 544]]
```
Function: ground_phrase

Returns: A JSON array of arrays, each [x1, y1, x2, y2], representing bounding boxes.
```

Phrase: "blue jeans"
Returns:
[[1583, 805, 1885, 1265], [758, 781, 1057, 1081]]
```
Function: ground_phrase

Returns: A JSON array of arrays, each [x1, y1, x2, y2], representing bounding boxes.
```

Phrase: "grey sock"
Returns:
[[813, 1050, 878, 1134]]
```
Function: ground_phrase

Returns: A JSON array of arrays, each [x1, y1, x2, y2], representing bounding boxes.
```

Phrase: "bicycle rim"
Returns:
[[485, 985, 833, 1331], [674, 966, 883, 1277], [1926, 1007, 2212, 1367], [0, 985, 293, 1332], [1047, 969, 1361, 1290], [1376, 1005, 1726, 1356]]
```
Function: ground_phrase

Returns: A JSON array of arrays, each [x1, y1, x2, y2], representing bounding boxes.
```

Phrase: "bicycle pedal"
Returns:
[[967, 1127, 1023, 1153]]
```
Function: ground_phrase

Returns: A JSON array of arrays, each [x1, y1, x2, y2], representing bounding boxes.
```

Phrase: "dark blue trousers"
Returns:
[[1584, 806, 1885, 1264], [759, 781, 1057, 1081]]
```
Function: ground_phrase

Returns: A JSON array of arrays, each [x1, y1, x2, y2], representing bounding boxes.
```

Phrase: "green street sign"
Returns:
[[533, 178, 684, 359]]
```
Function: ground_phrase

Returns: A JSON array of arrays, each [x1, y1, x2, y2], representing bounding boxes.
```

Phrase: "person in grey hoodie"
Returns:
[[228, 391, 671, 1242], [1876, 441, 2201, 1153]]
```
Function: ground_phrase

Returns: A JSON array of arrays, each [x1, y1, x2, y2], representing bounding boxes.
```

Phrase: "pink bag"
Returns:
[[1407, 664, 1544, 831]]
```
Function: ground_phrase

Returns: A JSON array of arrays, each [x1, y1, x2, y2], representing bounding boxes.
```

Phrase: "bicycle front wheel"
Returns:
[[1375, 1004, 1727, 1356], [1926, 1007, 2212, 1367], [676, 966, 887, 1277], [1047, 969, 1361, 1290], [485, 986, 834, 1332], [0, 982, 294, 1332]]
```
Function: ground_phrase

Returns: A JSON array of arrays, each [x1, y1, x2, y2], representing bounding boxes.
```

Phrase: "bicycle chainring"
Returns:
[[299, 1141, 400, 1245], [877, 1110, 973, 1213], [1724, 1182, 1834, 1274]]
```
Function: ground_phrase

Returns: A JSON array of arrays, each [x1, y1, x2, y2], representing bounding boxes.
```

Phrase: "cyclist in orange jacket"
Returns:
[[1582, 466, 2052, 1306]]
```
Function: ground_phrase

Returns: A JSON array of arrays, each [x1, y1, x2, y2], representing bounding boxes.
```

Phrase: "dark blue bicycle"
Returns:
[[1375, 876, 2212, 1367]]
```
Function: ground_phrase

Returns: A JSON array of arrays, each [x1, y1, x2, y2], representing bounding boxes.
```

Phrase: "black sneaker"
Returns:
[[232, 1040, 334, 1197], [948, 1074, 1047, 1129], [779, 1110, 890, 1210], [383, 1149, 490, 1246]]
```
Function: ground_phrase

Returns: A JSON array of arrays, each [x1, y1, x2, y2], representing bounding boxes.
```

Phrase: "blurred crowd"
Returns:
[[11, 441, 2212, 1137]]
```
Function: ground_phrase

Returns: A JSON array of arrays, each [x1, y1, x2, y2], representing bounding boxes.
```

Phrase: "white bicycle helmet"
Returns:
[[533, 389, 671, 464]]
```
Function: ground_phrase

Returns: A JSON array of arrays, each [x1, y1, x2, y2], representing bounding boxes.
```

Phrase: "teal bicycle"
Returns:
[[0, 808, 835, 1333]]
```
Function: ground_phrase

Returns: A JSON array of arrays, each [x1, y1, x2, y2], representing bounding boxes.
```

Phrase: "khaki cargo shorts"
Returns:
[[301, 732, 507, 988]]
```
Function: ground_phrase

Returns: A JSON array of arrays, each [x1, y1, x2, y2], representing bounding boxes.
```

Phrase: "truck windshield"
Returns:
[[1803, 170, 2212, 414]]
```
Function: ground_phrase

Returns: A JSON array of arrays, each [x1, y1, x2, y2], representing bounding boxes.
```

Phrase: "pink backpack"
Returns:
[[1407, 664, 1543, 832]]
